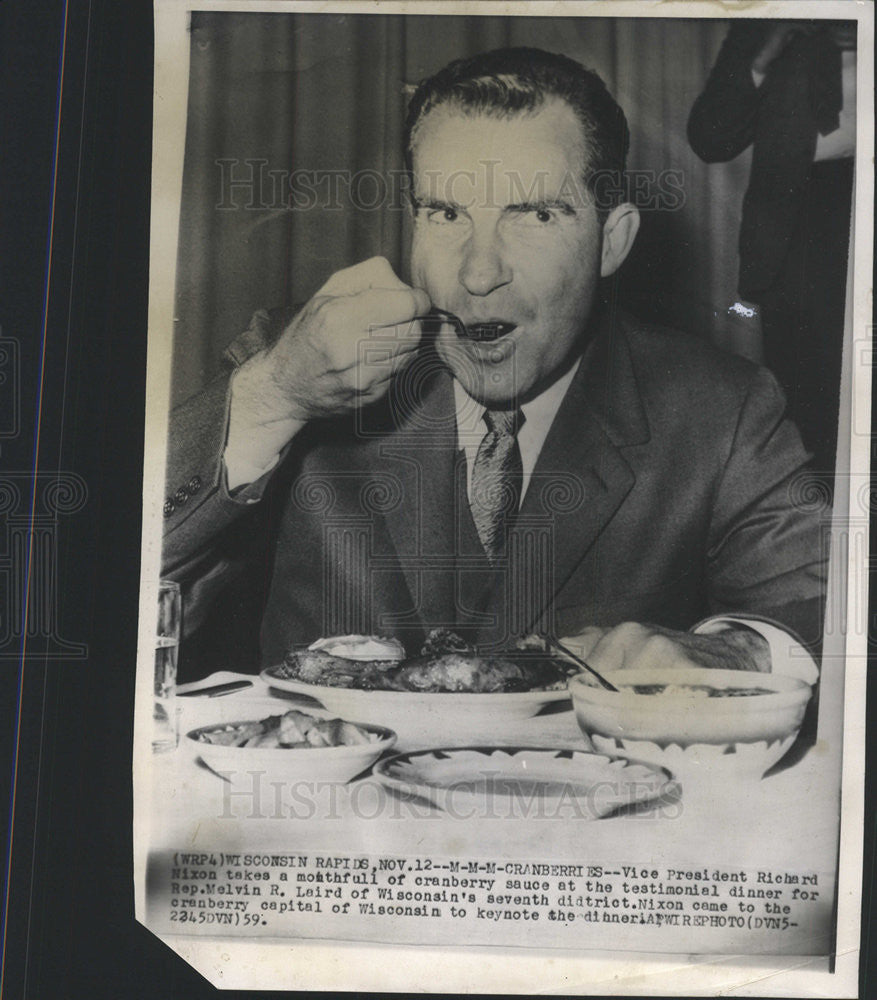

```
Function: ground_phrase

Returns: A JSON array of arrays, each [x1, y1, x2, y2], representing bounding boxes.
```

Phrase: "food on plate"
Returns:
[[388, 653, 570, 693], [279, 629, 578, 693], [195, 709, 378, 749], [289, 634, 406, 688], [308, 634, 406, 661], [623, 683, 777, 698], [419, 628, 474, 656]]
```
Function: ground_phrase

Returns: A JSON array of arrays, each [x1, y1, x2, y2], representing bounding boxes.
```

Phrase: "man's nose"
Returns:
[[458, 229, 512, 296]]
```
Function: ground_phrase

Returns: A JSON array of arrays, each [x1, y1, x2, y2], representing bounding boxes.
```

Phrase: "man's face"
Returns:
[[410, 98, 606, 406]]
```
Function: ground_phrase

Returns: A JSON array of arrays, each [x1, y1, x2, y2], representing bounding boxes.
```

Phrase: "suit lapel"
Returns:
[[375, 312, 651, 646], [477, 310, 651, 644], [377, 356, 461, 633]]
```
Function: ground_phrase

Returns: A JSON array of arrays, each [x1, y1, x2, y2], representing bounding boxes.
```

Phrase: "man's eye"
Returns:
[[528, 208, 558, 224], [426, 207, 461, 224], [508, 207, 558, 227]]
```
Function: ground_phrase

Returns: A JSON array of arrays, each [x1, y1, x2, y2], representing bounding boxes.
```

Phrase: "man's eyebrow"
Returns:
[[410, 196, 577, 215], [411, 196, 466, 212], [506, 200, 577, 216]]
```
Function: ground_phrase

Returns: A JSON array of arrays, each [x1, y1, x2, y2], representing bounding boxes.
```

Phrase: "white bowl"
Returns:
[[569, 668, 813, 782], [260, 669, 570, 748], [186, 718, 396, 785]]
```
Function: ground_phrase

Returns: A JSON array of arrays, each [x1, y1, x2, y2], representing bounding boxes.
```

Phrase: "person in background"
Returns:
[[688, 19, 856, 490]]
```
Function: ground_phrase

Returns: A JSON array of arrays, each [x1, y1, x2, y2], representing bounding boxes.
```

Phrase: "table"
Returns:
[[136, 671, 844, 989]]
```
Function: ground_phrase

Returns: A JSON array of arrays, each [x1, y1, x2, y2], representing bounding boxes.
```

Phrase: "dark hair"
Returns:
[[404, 47, 630, 212]]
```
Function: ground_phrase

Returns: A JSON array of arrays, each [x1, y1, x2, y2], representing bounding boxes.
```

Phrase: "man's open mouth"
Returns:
[[419, 309, 517, 343], [462, 321, 517, 342]]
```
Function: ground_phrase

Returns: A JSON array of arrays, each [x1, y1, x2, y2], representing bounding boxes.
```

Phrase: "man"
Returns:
[[163, 47, 825, 684]]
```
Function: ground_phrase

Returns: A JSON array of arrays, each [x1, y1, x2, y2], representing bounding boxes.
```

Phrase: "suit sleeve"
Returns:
[[687, 22, 770, 163], [161, 307, 294, 635], [706, 367, 829, 654]]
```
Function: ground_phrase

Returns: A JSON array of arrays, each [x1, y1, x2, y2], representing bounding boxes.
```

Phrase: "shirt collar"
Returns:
[[452, 357, 582, 459]]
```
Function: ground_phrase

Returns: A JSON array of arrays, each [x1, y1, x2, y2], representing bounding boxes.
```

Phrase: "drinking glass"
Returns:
[[154, 580, 181, 752]]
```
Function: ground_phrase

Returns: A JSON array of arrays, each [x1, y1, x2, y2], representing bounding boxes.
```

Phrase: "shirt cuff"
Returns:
[[224, 447, 281, 493], [223, 361, 306, 491], [692, 615, 819, 685]]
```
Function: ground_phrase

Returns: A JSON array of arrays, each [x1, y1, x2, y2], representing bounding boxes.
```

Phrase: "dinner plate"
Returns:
[[260, 666, 571, 746], [373, 746, 675, 817]]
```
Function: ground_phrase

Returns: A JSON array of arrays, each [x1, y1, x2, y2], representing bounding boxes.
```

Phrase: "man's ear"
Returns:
[[600, 203, 640, 277]]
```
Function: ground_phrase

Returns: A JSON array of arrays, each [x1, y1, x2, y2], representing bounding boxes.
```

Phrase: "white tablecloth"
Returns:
[[136, 671, 843, 981], [144, 671, 841, 874]]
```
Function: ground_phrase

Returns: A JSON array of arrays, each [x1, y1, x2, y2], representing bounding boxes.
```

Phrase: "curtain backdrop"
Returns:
[[172, 13, 752, 405]]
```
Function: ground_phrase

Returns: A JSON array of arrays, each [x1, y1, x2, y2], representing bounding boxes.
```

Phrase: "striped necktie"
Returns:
[[471, 408, 525, 563]]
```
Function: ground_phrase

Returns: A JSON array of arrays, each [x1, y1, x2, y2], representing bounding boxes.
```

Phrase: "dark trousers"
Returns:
[[748, 158, 854, 486]]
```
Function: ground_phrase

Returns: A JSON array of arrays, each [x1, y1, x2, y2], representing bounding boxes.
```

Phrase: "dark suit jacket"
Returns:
[[163, 306, 827, 676], [687, 23, 844, 297]]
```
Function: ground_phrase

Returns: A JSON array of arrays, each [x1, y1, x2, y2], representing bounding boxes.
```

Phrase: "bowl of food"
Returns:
[[568, 668, 813, 782], [261, 631, 578, 747], [186, 708, 396, 784]]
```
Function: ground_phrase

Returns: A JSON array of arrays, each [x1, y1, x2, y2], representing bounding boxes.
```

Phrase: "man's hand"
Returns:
[[225, 257, 430, 475], [825, 22, 856, 51], [751, 22, 811, 76], [559, 622, 771, 675], [234, 256, 430, 423]]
